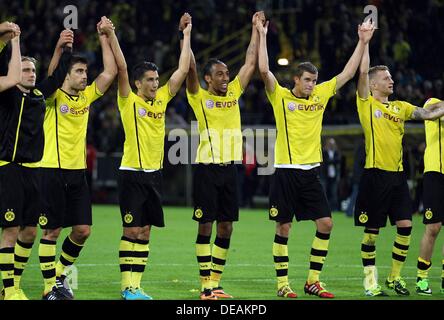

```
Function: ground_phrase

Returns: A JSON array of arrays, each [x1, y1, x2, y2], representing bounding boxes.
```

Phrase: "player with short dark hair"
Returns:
[[104, 15, 192, 300], [34, 17, 117, 301], [181, 11, 263, 300], [355, 32, 444, 297], [0, 24, 73, 300], [257, 17, 375, 299]]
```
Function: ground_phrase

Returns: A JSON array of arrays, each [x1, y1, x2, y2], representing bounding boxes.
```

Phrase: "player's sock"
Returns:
[[210, 237, 230, 288], [0, 247, 15, 297], [307, 231, 330, 284], [55, 236, 83, 277], [417, 257, 431, 281], [39, 239, 57, 294], [119, 236, 135, 291], [131, 239, 149, 289], [273, 234, 289, 290], [388, 227, 411, 281], [361, 229, 379, 289], [14, 239, 33, 289], [196, 234, 211, 291]]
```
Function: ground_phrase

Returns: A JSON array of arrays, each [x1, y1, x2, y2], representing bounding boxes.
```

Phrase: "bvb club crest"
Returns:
[[39, 215, 48, 226], [194, 208, 203, 219], [424, 209, 433, 220], [4, 210, 15, 222], [269, 207, 278, 217], [124, 212, 133, 224], [359, 212, 368, 224]]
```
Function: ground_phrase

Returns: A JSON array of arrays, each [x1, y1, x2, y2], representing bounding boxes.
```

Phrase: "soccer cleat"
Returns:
[[212, 287, 233, 299], [200, 288, 218, 300], [416, 278, 432, 296], [364, 284, 389, 297], [42, 287, 67, 300], [386, 277, 410, 296], [132, 287, 153, 300], [121, 287, 142, 300], [56, 275, 74, 300], [277, 285, 298, 298], [304, 281, 335, 298]]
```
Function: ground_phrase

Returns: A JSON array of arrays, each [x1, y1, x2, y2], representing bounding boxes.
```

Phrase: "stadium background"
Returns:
[[1, 0, 444, 301]]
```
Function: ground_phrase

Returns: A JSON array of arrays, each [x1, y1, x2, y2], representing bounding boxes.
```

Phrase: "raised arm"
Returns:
[[237, 11, 262, 90], [100, 17, 131, 97], [179, 13, 199, 94], [256, 17, 277, 93], [411, 101, 444, 120], [0, 33, 21, 92], [99, 19, 131, 97], [94, 17, 118, 94], [357, 43, 370, 99], [48, 29, 74, 76], [168, 22, 192, 96], [336, 21, 375, 91]]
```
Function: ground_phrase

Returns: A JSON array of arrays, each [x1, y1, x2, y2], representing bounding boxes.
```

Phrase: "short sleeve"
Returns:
[[402, 101, 417, 120], [83, 81, 104, 105], [315, 77, 337, 99]]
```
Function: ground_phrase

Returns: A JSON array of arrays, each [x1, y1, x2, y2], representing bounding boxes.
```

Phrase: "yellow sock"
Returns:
[[131, 240, 149, 289], [307, 231, 330, 284], [273, 234, 289, 290], [0, 247, 15, 298], [388, 227, 411, 281], [14, 239, 33, 289], [210, 237, 230, 288], [196, 234, 211, 291], [39, 239, 57, 294], [119, 236, 135, 291], [417, 257, 431, 280]]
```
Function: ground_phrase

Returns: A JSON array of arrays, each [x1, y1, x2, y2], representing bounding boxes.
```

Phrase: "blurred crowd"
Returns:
[[1, 0, 443, 153]]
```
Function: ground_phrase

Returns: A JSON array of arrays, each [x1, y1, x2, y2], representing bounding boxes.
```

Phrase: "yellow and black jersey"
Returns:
[[186, 76, 243, 164], [266, 78, 337, 165], [118, 84, 174, 170], [423, 98, 444, 174], [357, 93, 416, 172], [40, 82, 103, 169]]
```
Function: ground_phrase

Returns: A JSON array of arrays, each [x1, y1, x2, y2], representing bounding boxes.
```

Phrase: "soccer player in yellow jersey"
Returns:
[[181, 12, 262, 300], [257, 18, 375, 298], [355, 36, 444, 297], [103, 16, 192, 300], [415, 97, 444, 296], [34, 17, 117, 300]]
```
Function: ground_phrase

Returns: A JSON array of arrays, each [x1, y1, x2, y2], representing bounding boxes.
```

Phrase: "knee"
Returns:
[[425, 224, 441, 239], [217, 223, 233, 238], [72, 226, 91, 243], [318, 219, 333, 234], [43, 228, 62, 241], [123, 227, 140, 240], [19, 227, 37, 243], [276, 222, 291, 237]]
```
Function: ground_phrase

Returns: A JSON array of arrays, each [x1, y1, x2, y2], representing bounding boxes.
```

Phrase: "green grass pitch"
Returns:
[[18, 205, 444, 300]]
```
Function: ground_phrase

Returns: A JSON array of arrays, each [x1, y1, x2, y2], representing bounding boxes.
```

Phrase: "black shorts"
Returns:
[[269, 168, 331, 223], [0, 163, 41, 227], [192, 164, 239, 223], [354, 169, 413, 228], [422, 171, 444, 224], [118, 170, 164, 228], [39, 168, 92, 229]]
